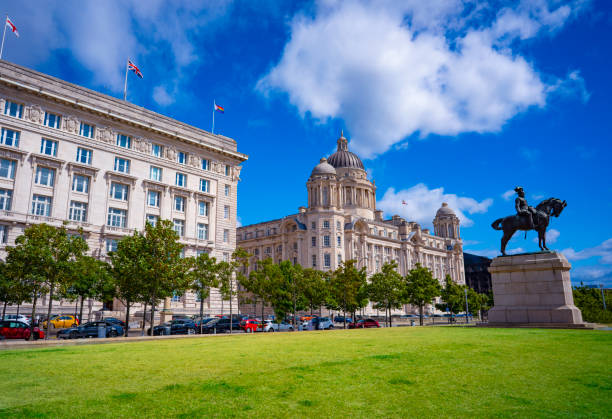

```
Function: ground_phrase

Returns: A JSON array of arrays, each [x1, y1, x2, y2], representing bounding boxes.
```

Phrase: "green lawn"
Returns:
[[0, 327, 610, 418]]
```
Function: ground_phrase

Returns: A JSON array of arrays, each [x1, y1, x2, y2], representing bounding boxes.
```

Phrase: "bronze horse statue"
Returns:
[[491, 198, 567, 255]]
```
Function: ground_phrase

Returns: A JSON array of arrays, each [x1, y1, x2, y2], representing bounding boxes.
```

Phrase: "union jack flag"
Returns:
[[128, 60, 143, 79]]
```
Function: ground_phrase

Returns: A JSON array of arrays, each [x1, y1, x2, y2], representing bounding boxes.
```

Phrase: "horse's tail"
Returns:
[[491, 218, 504, 230]]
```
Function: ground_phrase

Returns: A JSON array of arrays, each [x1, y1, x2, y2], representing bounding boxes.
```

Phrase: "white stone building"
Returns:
[[0, 61, 247, 318], [237, 132, 464, 316]]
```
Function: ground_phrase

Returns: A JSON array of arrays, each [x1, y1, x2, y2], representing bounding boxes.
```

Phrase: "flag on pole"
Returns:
[[214, 102, 225, 113], [128, 60, 143, 79], [5, 17, 18, 38], [402, 200, 407, 205]]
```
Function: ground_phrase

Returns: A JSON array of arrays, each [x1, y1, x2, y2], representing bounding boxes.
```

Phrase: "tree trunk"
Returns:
[[16, 303, 20, 316], [419, 304, 424, 326], [2, 301, 6, 318], [79, 297, 84, 325], [124, 301, 130, 337], [141, 302, 147, 336], [29, 294, 38, 341], [44, 286, 54, 340], [343, 310, 346, 329], [388, 305, 392, 328], [199, 293, 204, 335], [261, 298, 264, 332], [150, 301, 156, 335]]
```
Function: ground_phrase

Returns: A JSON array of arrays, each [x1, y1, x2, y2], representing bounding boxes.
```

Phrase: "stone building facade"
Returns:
[[0, 61, 247, 318], [237, 132, 464, 316]]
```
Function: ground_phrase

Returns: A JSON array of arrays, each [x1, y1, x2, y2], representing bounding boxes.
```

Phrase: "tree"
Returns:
[[218, 248, 250, 334], [242, 258, 278, 326], [5, 223, 88, 340], [328, 260, 368, 329], [0, 260, 29, 319], [302, 268, 329, 317], [109, 232, 147, 336], [191, 252, 220, 334], [437, 275, 466, 323], [368, 261, 405, 327], [573, 285, 612, 323], [404, 264, 442, 326], [276, 261, 307, 327]]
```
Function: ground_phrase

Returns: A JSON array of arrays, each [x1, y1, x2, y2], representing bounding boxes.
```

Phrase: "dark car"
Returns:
[[334, 316, 352, 323], [348, 318, 380, 329], [0, 321, 45, 340], [57, 321, 124, 339], [103, 317, 126, 328], [148, 319, 198, 336], [200, 317, 241, 334]]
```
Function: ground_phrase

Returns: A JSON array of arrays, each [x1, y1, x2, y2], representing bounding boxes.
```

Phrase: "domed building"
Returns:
[[237, 132, 465, 316]]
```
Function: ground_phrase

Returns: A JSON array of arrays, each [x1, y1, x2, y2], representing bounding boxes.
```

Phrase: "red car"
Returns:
[[240, 319, 260, 333], [348, 318, 380, 329], [0, 320, 45, 340]]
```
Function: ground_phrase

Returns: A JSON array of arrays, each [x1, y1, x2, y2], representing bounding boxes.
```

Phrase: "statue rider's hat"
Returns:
[[514, 186, 524, 194]]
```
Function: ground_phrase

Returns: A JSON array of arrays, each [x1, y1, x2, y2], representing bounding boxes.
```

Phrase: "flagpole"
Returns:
[[123, 57, 129, 101], [212, 100, 215, 134], [0, 15, 8, 60]]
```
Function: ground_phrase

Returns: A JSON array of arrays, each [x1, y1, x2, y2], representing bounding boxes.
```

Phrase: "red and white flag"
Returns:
[[6, 17, 18, 38], [402, 200, 407, 205], [128, 60, 143, 79]]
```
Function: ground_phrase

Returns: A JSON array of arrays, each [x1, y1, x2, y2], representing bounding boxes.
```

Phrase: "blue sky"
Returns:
[[3, 0, 611, 286]]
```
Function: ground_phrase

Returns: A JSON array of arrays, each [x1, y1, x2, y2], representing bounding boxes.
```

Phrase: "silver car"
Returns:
[[263, 320, 294, 332]]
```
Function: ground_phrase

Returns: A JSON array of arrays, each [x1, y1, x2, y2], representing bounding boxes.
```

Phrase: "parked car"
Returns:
[[43, 314, 79, 329], [0, 321, 44, 340], [262, 320, 294, 332], [57, 321, 123, 339], [103, 317, 126, 328], [348, 318, 380, 329], [148, 322, 172, 336], [240, 319, 260, 333], [334, 316, 352, 324], [2, 314, 31, 324], [200, 317, 241, 334], [302, 317, 334, 330]]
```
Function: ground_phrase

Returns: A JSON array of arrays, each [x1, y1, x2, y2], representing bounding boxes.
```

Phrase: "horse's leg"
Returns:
[[538, 230, 544, 251], [501, 230, 513, 256], [542, 229, 549, 251]]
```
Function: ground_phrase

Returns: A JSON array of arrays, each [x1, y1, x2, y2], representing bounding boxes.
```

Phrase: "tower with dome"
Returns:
[[237, 132, 465, 316]]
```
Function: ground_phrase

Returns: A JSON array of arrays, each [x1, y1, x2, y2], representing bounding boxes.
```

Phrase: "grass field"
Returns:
[[0, 327, 611, 418]]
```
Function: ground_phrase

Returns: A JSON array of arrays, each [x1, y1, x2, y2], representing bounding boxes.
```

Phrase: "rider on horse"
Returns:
[[514, 186, 537, 229]]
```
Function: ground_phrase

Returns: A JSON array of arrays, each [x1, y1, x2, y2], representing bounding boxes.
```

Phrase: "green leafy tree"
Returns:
[[328, 260, 368, 329], [5, 223, 88, 339], [404, 263, 442, 326], [242, 258, 278, 326], [302, 268, 329, 317], [436, 275, 466, 323], [275, 261, 307, 327], [573, 285, 612, 323], [191, 252, 220, 334], [0, 260, 30, 319], [368, 261, 405, 327], [218, 248, 250, 333]]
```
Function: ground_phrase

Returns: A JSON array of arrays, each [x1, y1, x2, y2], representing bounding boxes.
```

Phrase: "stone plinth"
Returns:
[[488, 251, 584, 327]]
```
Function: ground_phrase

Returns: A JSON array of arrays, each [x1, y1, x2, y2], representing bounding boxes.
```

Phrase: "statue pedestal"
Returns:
[[488, 251, 585, 327]]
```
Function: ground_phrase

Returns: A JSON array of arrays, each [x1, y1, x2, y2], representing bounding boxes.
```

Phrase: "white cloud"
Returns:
[[562, 238, 612, 264], [377, 183, 493, 227], [153, 85, 175, 107], [532, 228, 560, 244], [502, 190, 515, 201], [236, 216, 242, 228], [258, 0, 589, 158]]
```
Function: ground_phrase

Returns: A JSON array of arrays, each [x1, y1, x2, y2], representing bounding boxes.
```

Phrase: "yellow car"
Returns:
[[42, 315, 79, 329]]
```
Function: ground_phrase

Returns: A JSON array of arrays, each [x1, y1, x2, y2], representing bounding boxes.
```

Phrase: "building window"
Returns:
[[224, 185, 230, 197], [0, 189, 12, 210], [338, 254, 342, 264], [110, 182, 129, 201], [254, 248, 259, 255], [311, 222, 316, 230], [31, 195, 52, 216], [76, 147, 92, 165], [105, 239, 118, 253], [223, 253, 229, 263], [79, 122, 94, 138], [171, 292, 182, 302], [174, 196, 185, 212], [0, 159, 16, 179], [199, 178, 209, 193], [40, 138, 58, 156], [198, 201, 208, 216], [0, 128, 19, 147], [4, 100, 23, 118], [323, 220, 330, 229], [201, 159, 209, 170], [225, 165, 230, 176], [312, 255, 317, 267], [197, 223, 208, 240], [173, 219, 184, 236], [114, 157, 130, 173], [116, 134, 131, 149], [149, 166, 162, 182], [0, 225, 7, 243], [35, 167, 55, 187], [311, 237, 316, 247], [151, 143, 162, 157], [147, 190, 160, 207], [337, 236, 341, 247], [175, 173, 186, 187], [71, 175, 89, 194], [337, 221, 341, 230], [223, 205, 229, 219], [69, 201, 88, 222], [44, 112, 61, 129], [324, 253, 331, 268], [146, 214, 158, 226], [177, 152, 186, 165], [223, 229, 229, 243], [323, 235, 330, 247], [107, 208, 127, 227]]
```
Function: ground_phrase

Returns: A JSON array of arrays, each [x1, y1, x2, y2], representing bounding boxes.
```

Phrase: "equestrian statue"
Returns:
[[491, 186, 567, 256]]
